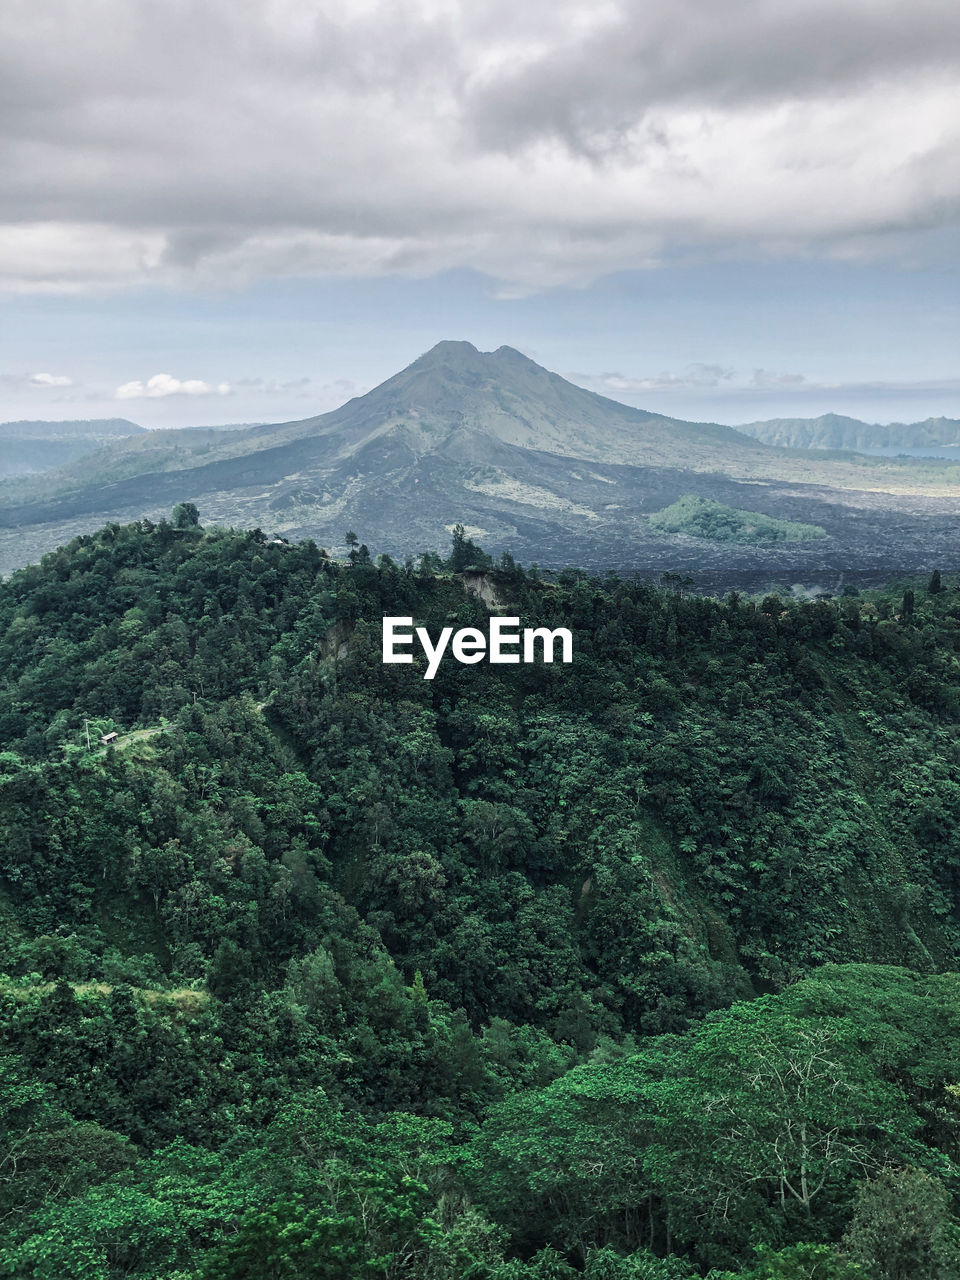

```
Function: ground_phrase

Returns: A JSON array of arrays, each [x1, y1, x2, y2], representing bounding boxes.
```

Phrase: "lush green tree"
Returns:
[[714, 1243, 868, 1279], [840, 1167, 959, 1280], [642, 1002, 922, 1257], [171, 502, 201, 529]]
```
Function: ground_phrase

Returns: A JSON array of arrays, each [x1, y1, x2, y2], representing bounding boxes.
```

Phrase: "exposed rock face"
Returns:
[[461, 572, 507, 610]]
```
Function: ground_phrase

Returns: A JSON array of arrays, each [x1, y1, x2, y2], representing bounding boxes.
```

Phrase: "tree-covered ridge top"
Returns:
[[648, 496, 828, 544], [3, 517, 960, 1276], [0, 417, 144, 438]]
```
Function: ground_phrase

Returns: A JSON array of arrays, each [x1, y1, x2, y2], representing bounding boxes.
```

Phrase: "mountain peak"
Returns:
[[412, 339, 482, 367], [491, 344, 540, 367], [409, 341, 540, 375]]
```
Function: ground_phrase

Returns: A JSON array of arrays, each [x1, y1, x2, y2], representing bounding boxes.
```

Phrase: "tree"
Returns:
[[172, 502, 201, 529], [207, 938, 255, 998], [840, 1167, 958, 1280], [0, 1055, 134, 1227], [200, 1198, 373, 1279], [476, 1053, 662, 1260], [714, 1243, 868, 1279], [449, 523, 491, 572], [642, 1001, 922, 1251]]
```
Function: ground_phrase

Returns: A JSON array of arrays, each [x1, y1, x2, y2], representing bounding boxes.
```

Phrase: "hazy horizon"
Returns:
[[5, 335, 960, 437]]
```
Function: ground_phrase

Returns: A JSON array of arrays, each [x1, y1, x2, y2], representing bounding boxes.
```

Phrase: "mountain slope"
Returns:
[[254, 339, 760, 463], [0, 341, 771, 509], [2, 342, 960, 578]]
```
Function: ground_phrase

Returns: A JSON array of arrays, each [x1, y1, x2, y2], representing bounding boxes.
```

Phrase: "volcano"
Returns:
[[2, 341, 960, 582]]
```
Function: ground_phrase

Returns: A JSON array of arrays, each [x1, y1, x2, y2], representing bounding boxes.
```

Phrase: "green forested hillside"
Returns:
[[648, 496, 827, 543], [2, 517, 960, 1277]]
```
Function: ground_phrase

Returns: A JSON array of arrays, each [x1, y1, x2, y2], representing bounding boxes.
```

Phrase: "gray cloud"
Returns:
[[465, 1, 960, 152], [591, 364, 736, 392], [1, 0, 959, 292], [233, 376, 363, 402], [0, 371, 75, 389], [752, 369, 807, 387], [576, 367, 960, 401]]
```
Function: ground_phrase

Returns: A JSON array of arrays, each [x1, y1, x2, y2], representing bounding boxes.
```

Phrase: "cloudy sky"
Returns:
[[2, 0, 959, 427]]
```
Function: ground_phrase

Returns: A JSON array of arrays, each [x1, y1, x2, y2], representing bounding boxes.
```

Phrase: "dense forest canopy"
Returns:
[[2, 515, 960, 1277]]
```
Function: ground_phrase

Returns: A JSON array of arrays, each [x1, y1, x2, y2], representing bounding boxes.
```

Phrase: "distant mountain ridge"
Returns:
[[0, 417, 145, 481], [2, 342, 960, 580], [0, 417, 143, 439], [739, 412, 960, 453]]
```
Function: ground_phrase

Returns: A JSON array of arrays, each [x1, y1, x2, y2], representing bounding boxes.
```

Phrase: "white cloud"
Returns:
[[115, 374, 232, 400], [0, 1, 958, 292], [28, 372, 74, 387]]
